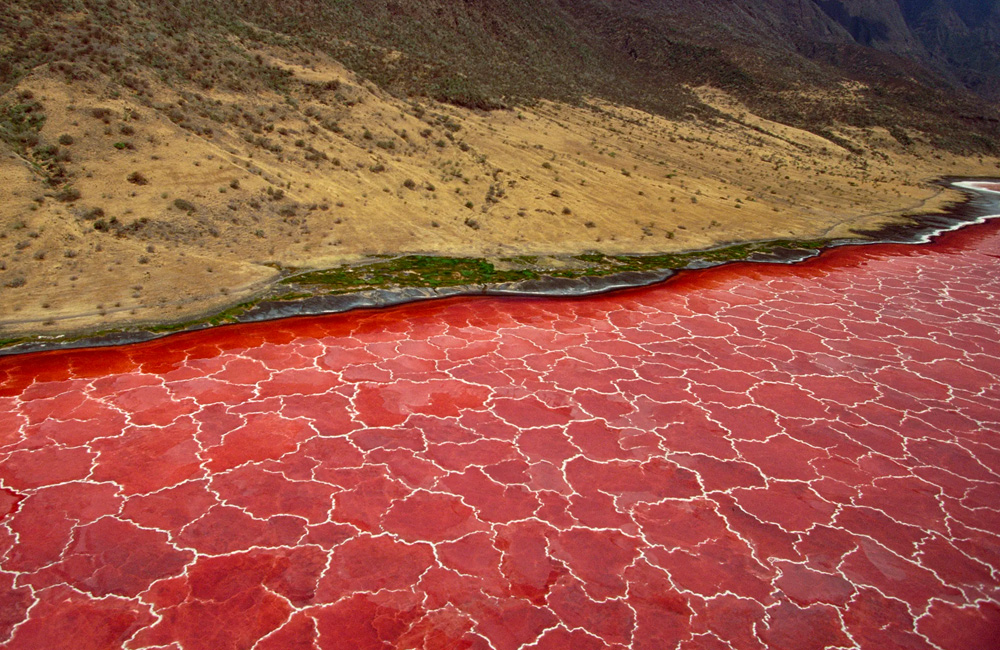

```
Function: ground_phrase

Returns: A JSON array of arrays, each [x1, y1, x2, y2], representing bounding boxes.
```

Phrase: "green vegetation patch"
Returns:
[[0, 97, 45, 154], [282, 239, 832, 295], [283, 255, 541, 292]]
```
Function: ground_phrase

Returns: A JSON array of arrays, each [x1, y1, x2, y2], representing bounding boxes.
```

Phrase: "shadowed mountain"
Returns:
[[1, 0, 999, 152]]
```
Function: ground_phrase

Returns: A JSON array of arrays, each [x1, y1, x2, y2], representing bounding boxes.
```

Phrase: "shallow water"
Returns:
[[1, 214, 1000, 649]]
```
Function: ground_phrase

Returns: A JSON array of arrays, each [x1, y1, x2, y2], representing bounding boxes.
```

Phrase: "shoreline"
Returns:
[[2, 177, 998, 357]]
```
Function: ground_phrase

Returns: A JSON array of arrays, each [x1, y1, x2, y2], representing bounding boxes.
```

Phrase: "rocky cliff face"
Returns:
[[899, 0, 1000, 98], [802, 0, 1000, 98]]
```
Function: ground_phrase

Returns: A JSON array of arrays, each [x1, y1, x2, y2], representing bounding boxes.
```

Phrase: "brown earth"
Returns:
[[2, 47, 998, 340]]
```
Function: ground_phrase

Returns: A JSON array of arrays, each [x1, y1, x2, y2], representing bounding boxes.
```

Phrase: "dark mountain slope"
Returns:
[[1, 0, 998, 152]]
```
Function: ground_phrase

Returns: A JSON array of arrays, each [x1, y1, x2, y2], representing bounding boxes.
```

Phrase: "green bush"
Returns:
[[55, 186, 81, 202], [173, 198, 196, 212]]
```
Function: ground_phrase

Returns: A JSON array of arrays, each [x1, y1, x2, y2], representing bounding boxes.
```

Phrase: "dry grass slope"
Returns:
[[1, 41, 998, 339]]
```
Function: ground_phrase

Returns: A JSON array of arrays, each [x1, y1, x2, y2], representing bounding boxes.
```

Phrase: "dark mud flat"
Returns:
[[238, 271, 674, 323], [2, 179, 997, 357]]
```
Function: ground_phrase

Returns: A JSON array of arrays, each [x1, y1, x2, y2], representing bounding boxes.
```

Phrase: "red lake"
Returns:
[[2, 208, 1000, 649]]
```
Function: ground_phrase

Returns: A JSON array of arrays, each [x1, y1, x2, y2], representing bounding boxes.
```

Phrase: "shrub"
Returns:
[[58, 134, 74, 146], [550, 189, 561, 198], [127, 171, 148, 185], [403, 179, 416, 190], [55, 187, 81, 202], [34, 144, 58, 159], [173, 198, 196, 212]]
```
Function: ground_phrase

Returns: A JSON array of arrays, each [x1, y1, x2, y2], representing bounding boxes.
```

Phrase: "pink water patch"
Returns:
[[2, 219, 1000, 649]]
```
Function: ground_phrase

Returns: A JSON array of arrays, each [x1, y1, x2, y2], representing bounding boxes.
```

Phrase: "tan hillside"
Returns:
[[2, 46, 998, 340]]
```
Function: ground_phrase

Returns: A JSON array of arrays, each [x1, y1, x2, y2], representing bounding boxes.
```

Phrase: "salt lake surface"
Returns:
[[1, 190, 1000, 649]]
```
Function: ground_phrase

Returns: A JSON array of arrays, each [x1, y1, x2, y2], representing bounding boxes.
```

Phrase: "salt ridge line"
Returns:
[[0, 208, 999, 648]]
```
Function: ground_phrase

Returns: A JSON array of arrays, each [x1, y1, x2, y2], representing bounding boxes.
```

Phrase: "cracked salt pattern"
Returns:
[[2, 215, 1000, 649]]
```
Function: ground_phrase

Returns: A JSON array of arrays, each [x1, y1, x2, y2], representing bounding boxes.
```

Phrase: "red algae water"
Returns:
[[2, 218, 1000, 650]]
